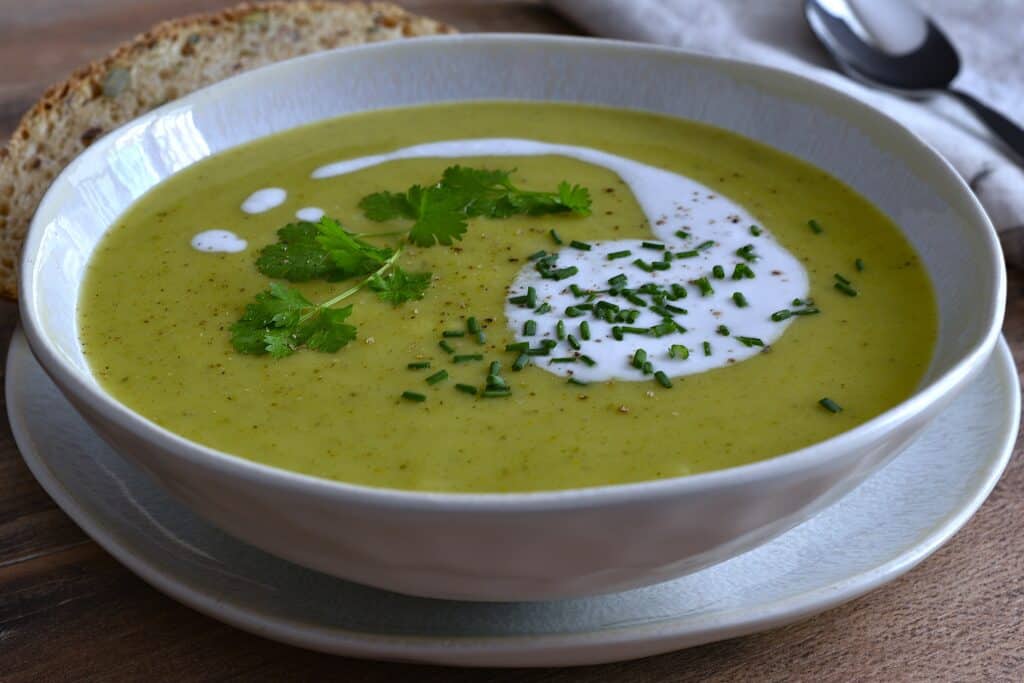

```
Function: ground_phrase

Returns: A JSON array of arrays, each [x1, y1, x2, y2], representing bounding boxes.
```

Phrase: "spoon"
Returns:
[[804, 0, 1024, 163]]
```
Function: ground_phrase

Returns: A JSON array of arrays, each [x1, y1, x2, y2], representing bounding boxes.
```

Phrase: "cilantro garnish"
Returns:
[[369, 266, 432, 306], [230, 282, 357, 358], [232, 165, 591, 357], [359, 165, 592, 247]]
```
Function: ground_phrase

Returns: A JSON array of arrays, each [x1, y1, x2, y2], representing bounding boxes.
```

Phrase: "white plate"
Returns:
[[7, 329, 1018, 667]]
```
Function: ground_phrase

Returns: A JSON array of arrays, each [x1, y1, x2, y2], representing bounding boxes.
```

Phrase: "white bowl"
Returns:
[[19, 35, 1005, 601]]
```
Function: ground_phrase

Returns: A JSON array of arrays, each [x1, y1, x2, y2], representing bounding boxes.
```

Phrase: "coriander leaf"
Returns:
[[230, 283, 313, 355], [557, 182, 592, 216], [230, 283, 356, 357], [300, 305, 357, 352], [315, 217, 394, 276], [406, 185, 470, 247], [359, 191, 416, 221], [256, 222, 338, 282], [263, 327, 300, 359], [369, 266, 432, 305]]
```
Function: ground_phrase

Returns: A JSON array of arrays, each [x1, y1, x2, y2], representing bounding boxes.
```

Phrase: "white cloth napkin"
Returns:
[[549, 0, 1024, 262]]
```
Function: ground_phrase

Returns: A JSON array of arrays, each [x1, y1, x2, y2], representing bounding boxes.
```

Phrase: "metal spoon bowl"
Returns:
[[805, 0, 1024, 162]]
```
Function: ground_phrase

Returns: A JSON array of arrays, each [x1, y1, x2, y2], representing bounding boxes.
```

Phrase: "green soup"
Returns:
[[78, 102, 937, 492]]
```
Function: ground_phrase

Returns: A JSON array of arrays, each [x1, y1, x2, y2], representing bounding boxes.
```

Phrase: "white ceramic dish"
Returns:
[[7, 329, 1017, 666], [18, 36, 1005, 601]]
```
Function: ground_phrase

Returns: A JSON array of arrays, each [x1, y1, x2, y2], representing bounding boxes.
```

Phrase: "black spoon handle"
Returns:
[[949, 88, 1024, 164]]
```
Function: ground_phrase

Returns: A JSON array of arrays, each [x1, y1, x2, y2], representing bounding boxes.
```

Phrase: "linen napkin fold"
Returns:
[[549, 0, 1024, 263]]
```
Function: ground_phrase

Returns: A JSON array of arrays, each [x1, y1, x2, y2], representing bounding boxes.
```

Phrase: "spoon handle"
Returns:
[[949, 89, 1024, 164]]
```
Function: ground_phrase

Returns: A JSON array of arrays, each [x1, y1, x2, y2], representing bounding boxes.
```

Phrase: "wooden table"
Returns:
[[1, 2, 1021, 680]]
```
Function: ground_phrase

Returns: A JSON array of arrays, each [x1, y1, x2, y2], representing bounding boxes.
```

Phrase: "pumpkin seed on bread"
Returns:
[[0, 1, 453, 299]]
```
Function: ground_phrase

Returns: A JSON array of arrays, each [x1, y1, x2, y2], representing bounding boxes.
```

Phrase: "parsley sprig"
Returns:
[[230, 166, 591, 357]]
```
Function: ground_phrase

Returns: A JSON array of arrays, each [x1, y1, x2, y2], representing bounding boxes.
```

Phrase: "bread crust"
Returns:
[[0, 1, 453, 299]]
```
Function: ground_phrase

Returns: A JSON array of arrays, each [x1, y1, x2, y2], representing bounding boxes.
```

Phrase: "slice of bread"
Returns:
[[0, 1, 453, 299]]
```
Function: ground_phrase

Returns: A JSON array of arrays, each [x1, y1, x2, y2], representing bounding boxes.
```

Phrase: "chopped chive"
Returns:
[[569, 284, 584, 298], [476, 330, 487, 346], [527, 250, 547, 261], [651, 261, 671, 271], [620, 326, 649, 335], [696, 240, 715, 251], [482, 388, 511, 398], [716, 324, 730, 336], [453, 354, 483, 363], [569, 377, 589, 386], [401, 391, 426, 402], [675, 230, 690, 240], [834, 273, 851, 285], [633, 259, 655, 273], [855, 258, 865, 272], [622, 291, 647, 307], [771, 309, 792, 322], [695, 277, 714, 296], [553, 266, 578, 280], [649, 321, 678, 338], [513, 353, 529, 370], [750, 225, 762, 236], [669, 344, 689, 360], [608, 273, 628, 287], [439, 340, 455, 354], [580, 321, 591, 340], [505, 342, 529, 353], [567, 334, 582, 350], [712, 265, 725, 279], [541, 339, 558, 349], [443, 330, 466, 338], [650, 304, 673, 318], [407, 361, 431, 370], [808, 219, 824, 234], [455, 383, 478, 395], [731, 263, 756, 280], [654, 371, 673, 388], [550, 357, 577, 364], [665, 303, 688, 315], [556, 320, 566, 340], [703, 341, 712, 356], [642, 241, 665, 251], [632, 349, 647, 369], [612, 326, 624, 341], [671, 284, 688, 299], [641, 361, 653, 375], [569, 240, 592, 251], [535, 302, 551, 314], [834, 282, 858, 297], [467, 316, 480, 334], [735, 335, 765, 347], [608, 249, 632, 260], [523, 320, 537, 336], [819, 397, 842, 413], [550, 229, 563, 244], [486, 374, 507, 390], [735, 244, 758, 262], [565, 306, 584, 317], [526, 347, 552, 356], [489, 361, 501, 375], [526, 287, 538, 308], [732, 292, 749, 308], [676, 250, 699, 259], [579, 355, 596, 367], [425, 370, 449, 385], [793, 307, 821, 316]]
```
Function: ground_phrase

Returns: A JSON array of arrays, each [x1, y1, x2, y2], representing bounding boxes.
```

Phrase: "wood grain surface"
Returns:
[[1, 2, 1021, 680]]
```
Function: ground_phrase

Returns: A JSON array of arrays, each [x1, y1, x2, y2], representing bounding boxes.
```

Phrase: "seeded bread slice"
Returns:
[[0, 1, 453, 299]]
